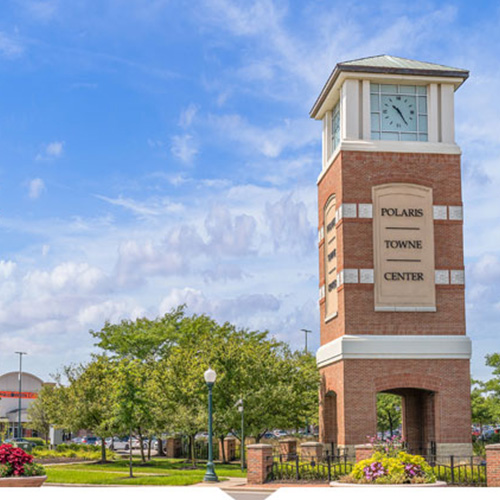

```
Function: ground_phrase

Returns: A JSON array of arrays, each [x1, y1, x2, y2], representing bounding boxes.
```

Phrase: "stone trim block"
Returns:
[[448, 206, 463, 220], [358, 203, 373, 218], [435, 270, 450, 285], [360, 269, 374, 284], [433, 205, 447, 220], [450, 270, 465, 285]]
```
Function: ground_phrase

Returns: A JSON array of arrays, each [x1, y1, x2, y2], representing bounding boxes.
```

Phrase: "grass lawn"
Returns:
[[44, 458, 246, 486]]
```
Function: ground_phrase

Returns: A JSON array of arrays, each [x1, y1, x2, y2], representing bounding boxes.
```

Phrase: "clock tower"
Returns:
[[311, 55, 472, 456]]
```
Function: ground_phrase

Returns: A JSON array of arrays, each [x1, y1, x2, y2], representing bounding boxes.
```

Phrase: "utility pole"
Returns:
[[301, 329, 311, 353], [15, 352, 27, 440]]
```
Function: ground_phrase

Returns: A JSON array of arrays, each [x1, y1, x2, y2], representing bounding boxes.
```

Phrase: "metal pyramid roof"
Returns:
[[310, 55, 469, 119], [338, 55, 467, 74]]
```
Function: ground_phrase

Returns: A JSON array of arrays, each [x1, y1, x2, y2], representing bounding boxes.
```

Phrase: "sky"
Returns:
[[0, 0, 499, 381]]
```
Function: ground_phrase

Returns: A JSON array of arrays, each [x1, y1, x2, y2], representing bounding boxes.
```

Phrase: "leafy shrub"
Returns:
[[0, 443, 46, 477], [32, 445, 116, 461], [342, 451, 436, 484], [23, 437, 46, 447]]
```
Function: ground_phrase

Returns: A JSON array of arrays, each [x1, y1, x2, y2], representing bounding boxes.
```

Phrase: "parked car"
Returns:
[[81, 436, 99, 446], [263, 432, 275, 439], [106, 437, 130, 451]]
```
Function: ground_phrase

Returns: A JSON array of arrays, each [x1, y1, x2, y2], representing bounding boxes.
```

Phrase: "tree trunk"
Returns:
[[190, 434, 196, 467], [100, 437, 107, 463], [219, 435, 226, 464], [129, 432, 134, 478], [147, 435, 152, 461], [157, 437, 166, 456], [139, 432, 146, 463]]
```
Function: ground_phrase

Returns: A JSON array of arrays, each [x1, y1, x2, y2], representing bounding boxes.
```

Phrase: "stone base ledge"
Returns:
[[330, 481, 447, 487]]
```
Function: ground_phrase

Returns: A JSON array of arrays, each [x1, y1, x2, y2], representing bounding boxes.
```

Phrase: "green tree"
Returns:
[[48, 357, 117, 462], [377, 393, 402, 437], [27, 388, 53, 444], [113, 359, 152, 476]]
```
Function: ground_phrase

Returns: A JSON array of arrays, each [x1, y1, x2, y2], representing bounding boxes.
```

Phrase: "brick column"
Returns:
[[300, 442, 323, 462], [279, 438, 297, 460], [220, 436, 237, 462], [486, 444, 500, 487], [355, 444, 374, 462], [165, 437, 182, 458], [247, 444, 273, 485]]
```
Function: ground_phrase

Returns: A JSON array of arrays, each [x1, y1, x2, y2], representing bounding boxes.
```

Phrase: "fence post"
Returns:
[[247, 444, 273, 485], [486, 443, 500, 487], [450, 455, 455, 484], [300, 442, 323, 462]]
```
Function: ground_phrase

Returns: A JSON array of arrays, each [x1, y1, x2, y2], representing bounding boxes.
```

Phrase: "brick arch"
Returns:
[[374, 373, 443, 394]]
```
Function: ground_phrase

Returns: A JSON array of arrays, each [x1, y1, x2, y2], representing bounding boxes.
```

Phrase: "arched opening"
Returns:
[[321, 390, 338, 449], [377, 388, 436, 455], [377, 392, 402, 439]]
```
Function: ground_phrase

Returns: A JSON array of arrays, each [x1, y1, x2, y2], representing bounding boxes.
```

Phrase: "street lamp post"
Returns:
[[236, 398, 245, 471], [15, 352, 27, 440], [301, 329, 311, 353], [203, 367, 218, 482]]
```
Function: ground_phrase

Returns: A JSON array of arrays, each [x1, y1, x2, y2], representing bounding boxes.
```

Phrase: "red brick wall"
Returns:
[[318, 151, 466, 345], [320, 358, 471, 447], [486, 444, 500, 487]]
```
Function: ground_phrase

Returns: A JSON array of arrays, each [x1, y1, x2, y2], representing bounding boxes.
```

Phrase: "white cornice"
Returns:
[[316, 335, 472, 368]]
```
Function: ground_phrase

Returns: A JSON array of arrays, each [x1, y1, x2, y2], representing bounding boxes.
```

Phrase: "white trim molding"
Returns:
[[316, 334, 472, 368]]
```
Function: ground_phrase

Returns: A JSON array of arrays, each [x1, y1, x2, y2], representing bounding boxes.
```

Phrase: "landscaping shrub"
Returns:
[[0, 444, 45, 478]]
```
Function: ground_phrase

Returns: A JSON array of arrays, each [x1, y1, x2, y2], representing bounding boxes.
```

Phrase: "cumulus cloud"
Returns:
[[28, 178, 45, 199], [171, 134, 198, 164], [205, 205, 257, 256], [179, 103, 198, 128], [266, 193, 315, 255], [36, 141, 64, 161], [24, 262, 108, 295], [158, 287, 280, 322]]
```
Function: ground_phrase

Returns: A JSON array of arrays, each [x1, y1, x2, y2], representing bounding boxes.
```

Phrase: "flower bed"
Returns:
[[0, 443, 46, 487], [339, 450, 436, 485], [339, 436, 436, 485]]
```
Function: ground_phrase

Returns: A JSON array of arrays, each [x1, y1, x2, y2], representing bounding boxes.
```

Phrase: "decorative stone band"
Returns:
[[318, 203, 462, 244], [316, 335, 472, 368], [333, 269, 464, 285]]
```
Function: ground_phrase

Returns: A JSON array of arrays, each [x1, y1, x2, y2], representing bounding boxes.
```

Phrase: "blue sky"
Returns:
[[0, 0, 499, 381]]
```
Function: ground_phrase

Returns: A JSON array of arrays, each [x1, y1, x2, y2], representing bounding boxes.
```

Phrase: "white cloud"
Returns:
[[171, 134, 198, 164], [265, 193, 315, 255], [96, 194, 184, 217], [36, 141, 64, 161], [0, 32, 24, 59], [28, 178, 45, 199], [0, 261, 16, 279], [179, 103, 198, 128], [209, 114, 317, 158], [22, 0, 59, 21]]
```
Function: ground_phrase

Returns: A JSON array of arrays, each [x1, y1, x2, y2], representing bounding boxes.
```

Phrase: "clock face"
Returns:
[[381, 94, 417, 132]]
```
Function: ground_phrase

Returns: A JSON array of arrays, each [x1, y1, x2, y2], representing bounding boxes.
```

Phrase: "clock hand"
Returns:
[[392, 105, 408, 126]]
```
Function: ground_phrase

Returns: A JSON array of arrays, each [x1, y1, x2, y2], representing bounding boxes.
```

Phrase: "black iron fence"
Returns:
[[270, 452, 353, 482], [179, 437, 220, 461], [269, 451, 486, 486]]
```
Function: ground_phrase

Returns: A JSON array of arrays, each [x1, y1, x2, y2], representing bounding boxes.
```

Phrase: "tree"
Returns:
[[27, 388, 53, 444], [113, 359, 152, 476], [377, 393, 402, 437], [47, 357, 117, 462]]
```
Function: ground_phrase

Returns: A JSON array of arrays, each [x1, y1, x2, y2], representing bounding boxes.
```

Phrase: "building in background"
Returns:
[[0, 371, 49, 439]]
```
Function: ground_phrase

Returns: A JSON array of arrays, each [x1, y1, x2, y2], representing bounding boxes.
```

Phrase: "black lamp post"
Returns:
[[203, 367, 218, 482]]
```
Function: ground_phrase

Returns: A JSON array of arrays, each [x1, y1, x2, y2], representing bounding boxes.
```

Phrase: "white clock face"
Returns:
[[381, 94, 417, 132]]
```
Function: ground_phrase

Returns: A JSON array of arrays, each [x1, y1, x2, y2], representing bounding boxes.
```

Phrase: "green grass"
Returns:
[[43, 457, 245, 486]]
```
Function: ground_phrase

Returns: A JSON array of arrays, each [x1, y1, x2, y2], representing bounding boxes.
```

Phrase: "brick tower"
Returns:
[[310, 56, 472, 456]]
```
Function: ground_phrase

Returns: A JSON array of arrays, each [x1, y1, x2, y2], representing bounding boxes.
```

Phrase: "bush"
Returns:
[[341, 451, 436, 485], [0, 444, 46, 477], [32, 445, 116, 462], [23, 437, 46, 447]]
